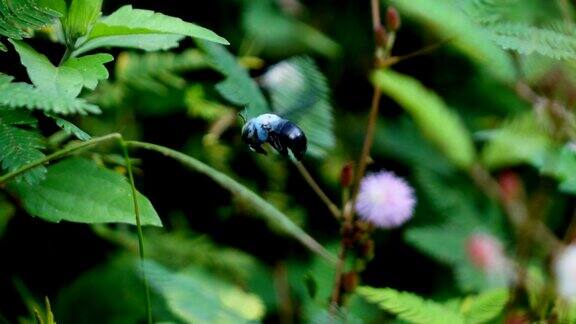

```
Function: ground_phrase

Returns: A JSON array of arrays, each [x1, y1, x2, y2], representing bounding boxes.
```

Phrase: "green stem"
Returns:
[[120, 140, 152, 324], [294, 161, 341, 219], [0, 133, 121, 185], [125, 140, 337, 264]]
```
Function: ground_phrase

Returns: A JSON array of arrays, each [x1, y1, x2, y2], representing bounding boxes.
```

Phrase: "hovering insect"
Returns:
[[241, 113, 307, 161]]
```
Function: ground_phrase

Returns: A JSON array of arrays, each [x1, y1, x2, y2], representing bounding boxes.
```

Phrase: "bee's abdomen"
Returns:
[[279, 122, 307, 160]]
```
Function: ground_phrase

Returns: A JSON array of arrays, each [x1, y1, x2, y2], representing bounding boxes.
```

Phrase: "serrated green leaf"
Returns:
[[262, 56, 335, 157], [46, 114, 91, 141], [0, 73, 98, 114], [11, 157, 162, 226], [11, 39, 83, 98], [9, 41, 101, 114], [373, 70, 475, 169], [63, 0, 102, 39], [461, 289, 509, 323], [0, 109, 46, 185], [389, 0, 514, 82], [144, 260, 265, 323], [199, 41, 269, 119], [357, 286, 465, 324], [480, 112, 553, 169], [74, 5, 228, 55], [62, 53, 113, 90]]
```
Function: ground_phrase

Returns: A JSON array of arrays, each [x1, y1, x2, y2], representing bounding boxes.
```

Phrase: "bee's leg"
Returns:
[[250, 144, 268, 155]]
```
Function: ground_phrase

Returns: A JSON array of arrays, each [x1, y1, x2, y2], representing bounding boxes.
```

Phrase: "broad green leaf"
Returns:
[[64, 0, 102, 39], [0, 110, 46, 184], [11, 40, 83, 98], [389, 0, 514, 82], [128, 141, 336, 263], [62, 53, 113, 90], [74, 34, 184, 56], [199, 41, 269, 119], [55, 256, 152, 323], [373, 70, 475, 169], [74, 5, 228, 55], [480, 112, 553, 169], [0, 73, 98, 114], [461, 289, 509, 323], [357, 286, 465, 324], [262, 56, 335, 157], [11, 157, 162, 226], [144, 260, 265, 323]]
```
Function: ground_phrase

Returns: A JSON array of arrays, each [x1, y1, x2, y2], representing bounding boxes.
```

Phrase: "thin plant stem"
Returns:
[[352, 87, 382, 199], [469, 164, 561, 252], [294, 161, 341, 219], [121, 141, 153, 324], [125, 140, 338, 264], [328, 0, 386, 313], [0, 133, 121, 185]]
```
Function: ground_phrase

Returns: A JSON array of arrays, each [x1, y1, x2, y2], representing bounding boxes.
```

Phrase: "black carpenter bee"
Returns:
[[241, 113, 307, 160]]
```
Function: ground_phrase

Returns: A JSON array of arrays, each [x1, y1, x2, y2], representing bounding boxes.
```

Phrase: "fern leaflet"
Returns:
[[0, 0, 60, 39], [0, 109, 46, 184], [357, 286, 465, 324], [487, 22, 576, 60]]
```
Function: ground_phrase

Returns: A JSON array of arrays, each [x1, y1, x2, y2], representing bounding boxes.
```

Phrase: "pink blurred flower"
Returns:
[[467, 232, 514, 287], [467, 233, 506, 272], [554, 244, 576, 301], [354, 171, 416, 228]]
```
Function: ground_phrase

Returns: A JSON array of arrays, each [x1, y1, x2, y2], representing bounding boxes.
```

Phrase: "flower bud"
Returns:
[[498, 170, 521, 202], [342, 271, 359, 293], [385, 7, 401, 32], [340, 162, 354, 188], [466, 233, 505, 272]]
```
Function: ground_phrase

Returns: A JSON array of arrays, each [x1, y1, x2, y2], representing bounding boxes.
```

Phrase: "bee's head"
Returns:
[[241, 120, 259, 145]]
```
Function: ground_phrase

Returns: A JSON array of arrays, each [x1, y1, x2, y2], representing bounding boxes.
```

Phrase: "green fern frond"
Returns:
[[115, 49, 207, 92], [0, 109, 46, 184], [46, 114, 91, 141], [0, 73, 99, 114], [487, 22, 576, 60], [198, 40, 269, 119], [0, 0, 60, 39], [357, 287, 465, 324], [262, 56, 335, 157], [461, 289, 509, 323]]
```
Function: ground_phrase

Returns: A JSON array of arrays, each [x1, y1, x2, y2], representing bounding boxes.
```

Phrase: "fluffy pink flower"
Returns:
[[354, 171, 416, 228]]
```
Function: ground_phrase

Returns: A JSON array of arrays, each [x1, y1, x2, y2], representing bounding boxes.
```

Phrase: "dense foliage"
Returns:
[[2, 0, 576, 323]]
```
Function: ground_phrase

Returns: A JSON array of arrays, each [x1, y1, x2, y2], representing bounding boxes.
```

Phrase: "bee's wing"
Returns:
[[260, 58, 322, 122]]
